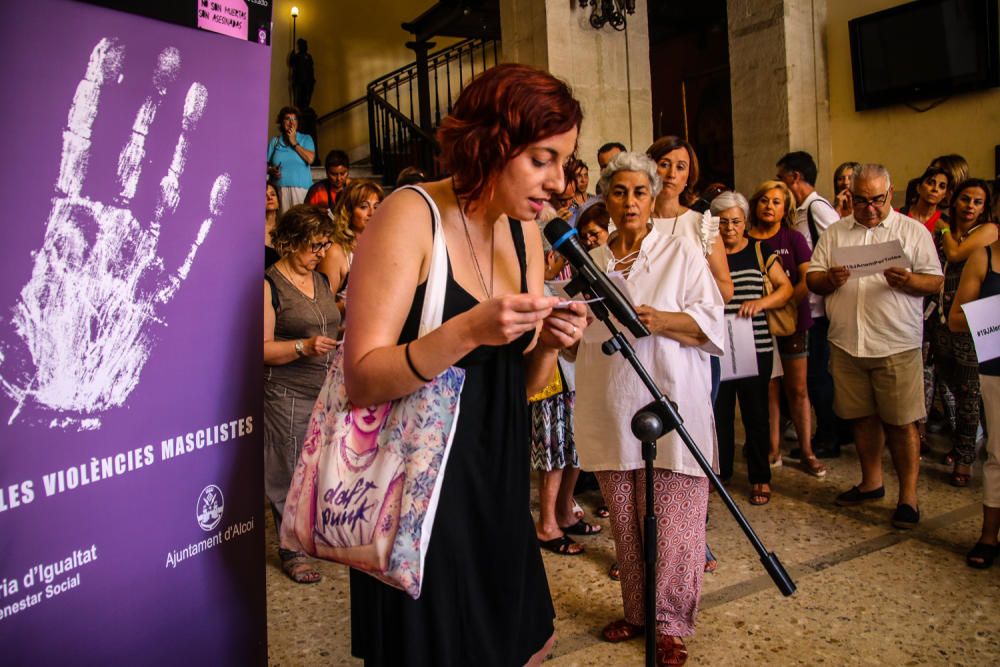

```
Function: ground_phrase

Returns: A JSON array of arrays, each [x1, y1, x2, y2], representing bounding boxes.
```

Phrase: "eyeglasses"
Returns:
[[851, 190, 890, 209], [310, 240, 333, 254]]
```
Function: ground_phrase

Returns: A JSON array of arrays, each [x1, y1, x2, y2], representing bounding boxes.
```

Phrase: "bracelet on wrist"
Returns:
[[404, 341, 432, 383]]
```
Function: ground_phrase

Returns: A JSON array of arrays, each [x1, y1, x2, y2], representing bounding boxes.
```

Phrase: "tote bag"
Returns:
[[755, 241, 797, 337], [280, 186, 465, 599]]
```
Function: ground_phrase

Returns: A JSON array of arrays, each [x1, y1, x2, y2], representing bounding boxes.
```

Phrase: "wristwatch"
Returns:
[[294, 340, 305, 357]]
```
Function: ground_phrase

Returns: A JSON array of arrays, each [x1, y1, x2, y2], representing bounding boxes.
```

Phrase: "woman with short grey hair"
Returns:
[[597, 151, 662, 198], [575, 151, 725, 665], [711, 192, 793, 504]]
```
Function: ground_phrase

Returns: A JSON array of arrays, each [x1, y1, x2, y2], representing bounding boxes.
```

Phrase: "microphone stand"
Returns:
[[574, 284, 796, 667]]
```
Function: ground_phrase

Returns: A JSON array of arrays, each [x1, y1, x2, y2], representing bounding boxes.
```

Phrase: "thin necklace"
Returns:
[[456, 194, 494, 300]]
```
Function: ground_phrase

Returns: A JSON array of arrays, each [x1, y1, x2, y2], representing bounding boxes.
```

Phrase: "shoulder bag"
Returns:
[[755, 241, 797, 337], [280, 186, 465, 599]]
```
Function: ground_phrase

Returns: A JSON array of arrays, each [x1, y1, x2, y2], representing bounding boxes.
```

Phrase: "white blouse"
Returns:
[[652, 208, 718, 257], [574, 226, 725, 476]]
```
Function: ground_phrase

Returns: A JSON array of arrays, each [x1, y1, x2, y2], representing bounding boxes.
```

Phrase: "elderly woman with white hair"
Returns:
[[711, 191, 794, 505], [573, 152, 724, 666]]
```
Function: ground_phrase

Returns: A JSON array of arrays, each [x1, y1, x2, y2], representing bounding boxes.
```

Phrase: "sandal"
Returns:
[[538, 534, 584, 556], [655, 635, 689, 666], [601, 618, 644, 643], [950, 465, 972, 487], [608, 561, 620, 581], [572, 500, 585, 519], [704, 542, 718, 573], [596, 505, 611, 518], [965, 542, 999, 569], [561, 518, 602, 536], [802, 456, 827, 478], [941, 449, 958, 466], [280, 551, 322, 584], [749, 484, 771, 506]]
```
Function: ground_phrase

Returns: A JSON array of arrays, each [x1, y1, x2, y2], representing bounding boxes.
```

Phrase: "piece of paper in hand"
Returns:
[[607, 271, 634, 305], [961, 293, 1000, 362], [719, 314, 759, 381], [546, 279, 572, 300], [831, 240, 907, 278]]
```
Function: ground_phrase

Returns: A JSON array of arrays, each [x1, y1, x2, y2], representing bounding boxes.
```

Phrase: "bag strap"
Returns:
[[264, 274, 280, 312], [754, 240, 766, 274], [397, 185, 449, 335], [805, 202, 819, 247]]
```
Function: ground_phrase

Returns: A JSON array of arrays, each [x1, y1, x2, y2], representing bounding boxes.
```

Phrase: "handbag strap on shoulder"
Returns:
[[397, 185, 449, 335]]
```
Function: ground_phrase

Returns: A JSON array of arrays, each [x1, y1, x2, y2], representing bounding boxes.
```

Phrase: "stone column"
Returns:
[[727, 0, 833, 198], [499, 0, 653, 176]]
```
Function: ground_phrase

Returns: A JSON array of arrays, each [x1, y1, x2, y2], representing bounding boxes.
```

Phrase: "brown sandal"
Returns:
[[601, 618, 644, 643], [280, 552, 322, 584], [950, 464, 972, 487], [749, 484, 771, 506], [655, 635, 689, 666]]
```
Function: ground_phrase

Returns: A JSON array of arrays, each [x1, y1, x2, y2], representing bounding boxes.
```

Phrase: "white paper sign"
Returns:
[[581, 271, 635, 343], [719, 314, 759, 381], [961, 293, 1000, 362], [831, 240, 907, 278]]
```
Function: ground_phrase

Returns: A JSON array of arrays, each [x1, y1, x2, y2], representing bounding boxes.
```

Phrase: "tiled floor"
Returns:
[[266, 435, 1000, 666]]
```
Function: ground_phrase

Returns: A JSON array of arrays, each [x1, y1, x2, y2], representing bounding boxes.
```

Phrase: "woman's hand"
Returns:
[[834, 189, 852, 218], [935, 218, 950, 235], [635, 304, 668, 334], [468, 294, 559, 347], [306, 335, 338, 356], [537, 301, 587, 350], [738, 298, 767, 318]]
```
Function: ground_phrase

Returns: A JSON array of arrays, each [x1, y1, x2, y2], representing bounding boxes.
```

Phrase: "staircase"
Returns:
[[316, 1, 500, 187], [367, 37, 499, 185]]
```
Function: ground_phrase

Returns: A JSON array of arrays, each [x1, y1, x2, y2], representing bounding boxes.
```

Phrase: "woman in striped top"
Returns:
[[711, 191, 793, 506]]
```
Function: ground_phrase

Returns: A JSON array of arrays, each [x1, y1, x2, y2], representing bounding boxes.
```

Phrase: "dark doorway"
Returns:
[[648, 1, 733, 192]]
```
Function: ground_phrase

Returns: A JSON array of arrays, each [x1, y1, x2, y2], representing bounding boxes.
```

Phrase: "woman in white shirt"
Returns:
[[574, 152, 724, 666]]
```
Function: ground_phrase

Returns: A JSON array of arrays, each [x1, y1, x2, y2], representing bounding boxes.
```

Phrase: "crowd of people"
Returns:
[[260, 68, 999, 666]]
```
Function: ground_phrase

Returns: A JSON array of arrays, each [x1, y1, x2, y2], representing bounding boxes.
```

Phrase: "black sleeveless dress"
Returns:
[[349, 218, 555, 666]]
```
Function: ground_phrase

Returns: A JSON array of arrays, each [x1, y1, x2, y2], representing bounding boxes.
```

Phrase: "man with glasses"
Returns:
[[807, 164, 943, 529]]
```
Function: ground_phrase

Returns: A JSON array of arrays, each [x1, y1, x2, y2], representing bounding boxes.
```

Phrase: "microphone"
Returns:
[[544, 218, 650, 339]]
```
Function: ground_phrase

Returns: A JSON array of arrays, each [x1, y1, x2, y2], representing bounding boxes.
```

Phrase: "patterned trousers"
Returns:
[[595, 469, 709, 636], [932, 326, 982, 464]]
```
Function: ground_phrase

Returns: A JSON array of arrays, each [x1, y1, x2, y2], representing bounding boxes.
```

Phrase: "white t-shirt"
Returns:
[[794, 191, 842, 318], [808, 210, 943, 357], [574, 227, 724, 475]]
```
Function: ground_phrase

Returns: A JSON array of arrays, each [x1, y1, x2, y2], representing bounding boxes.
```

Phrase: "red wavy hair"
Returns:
[[437, 64, 583, 206]]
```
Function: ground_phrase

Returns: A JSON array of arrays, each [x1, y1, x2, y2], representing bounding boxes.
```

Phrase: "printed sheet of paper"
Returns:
[[961, 293, 1000, 362], [831, 240, 907, 278], [582, 271, 634, 343], [719, 314, 759, 381]]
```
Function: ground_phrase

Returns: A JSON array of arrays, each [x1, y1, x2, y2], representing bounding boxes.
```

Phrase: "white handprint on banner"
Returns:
[[0, 38, 230, 429]]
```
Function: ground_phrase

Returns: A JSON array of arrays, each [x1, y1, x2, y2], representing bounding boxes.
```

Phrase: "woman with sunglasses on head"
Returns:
[[263, 204, 343, 585], [344, 64, 586, 667], [747, 180, 823, 477], [931, 179, 998, 486]]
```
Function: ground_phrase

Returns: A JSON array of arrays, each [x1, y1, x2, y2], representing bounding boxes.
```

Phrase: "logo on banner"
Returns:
[[196, 485, 224, 531]]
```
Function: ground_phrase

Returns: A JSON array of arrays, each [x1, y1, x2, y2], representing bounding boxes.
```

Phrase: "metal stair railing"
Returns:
[[367, 37, 499, 183]]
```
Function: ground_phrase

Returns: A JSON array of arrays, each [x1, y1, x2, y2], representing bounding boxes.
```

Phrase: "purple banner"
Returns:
[[0, 1, 269, 663]]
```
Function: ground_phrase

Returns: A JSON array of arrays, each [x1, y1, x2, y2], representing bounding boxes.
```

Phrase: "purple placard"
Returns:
[[0, 1, 268, 664]]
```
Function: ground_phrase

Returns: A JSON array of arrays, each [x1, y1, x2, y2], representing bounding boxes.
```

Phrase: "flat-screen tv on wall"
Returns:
[[849, 0, 999, 111]]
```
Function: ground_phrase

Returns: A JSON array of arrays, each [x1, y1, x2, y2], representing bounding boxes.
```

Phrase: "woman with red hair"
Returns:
[[344, 64, 587, 666]]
